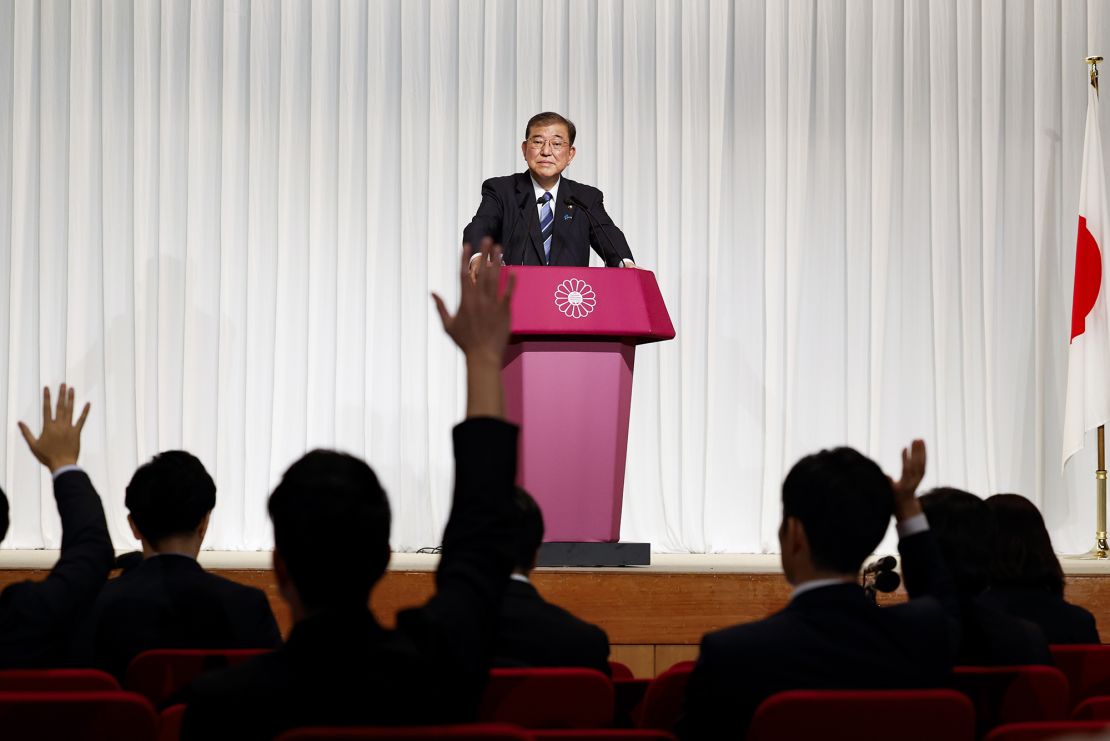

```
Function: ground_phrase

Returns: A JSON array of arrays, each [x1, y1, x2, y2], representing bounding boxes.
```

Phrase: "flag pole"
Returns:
[[1089, 56, 1107, 559], [1097, 425, 1108, 556]]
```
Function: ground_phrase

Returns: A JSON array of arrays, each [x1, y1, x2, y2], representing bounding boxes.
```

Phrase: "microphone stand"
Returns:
[[567, 195, 624, 268]]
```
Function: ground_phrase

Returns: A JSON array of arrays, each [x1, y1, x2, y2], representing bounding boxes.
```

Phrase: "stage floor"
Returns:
[[2, 551, 1108, 677]]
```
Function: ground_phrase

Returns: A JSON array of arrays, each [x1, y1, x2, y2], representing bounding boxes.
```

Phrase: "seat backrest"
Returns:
[[533, 731, 677, 740], [636, 664, 693, 732], [1072, 696, 1110, 720], [0, 668, 120, 691], [951, 665, 1070, 734], [984, 720, 1110, 741], [609, 662, 634, 680], [125, 648, 271, 706], [748, 689, 976, 741], [479, 667, 615, 729], [1051, 645, 1110, 707], [0, 690, 158, 741], [275, 724, 536, 740], [158, 703, 187, 741]]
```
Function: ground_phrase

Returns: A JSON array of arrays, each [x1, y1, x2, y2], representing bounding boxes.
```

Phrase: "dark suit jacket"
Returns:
[[462, 172, 635, 267], [0, 470, 114, 668], [77, 554, 282, 680], [181, 417, 519, 740], [678, 531, 961, 741], [951, 595, 1053, 666], [980, 587, 1099, 645], [493, 578, 610, 675]]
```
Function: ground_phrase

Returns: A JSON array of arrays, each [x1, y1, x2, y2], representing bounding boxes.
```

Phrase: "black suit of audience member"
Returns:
[[918, 488, 1053, 666], [75, 451, 280, 680], [493, 489, 610, 675], [182, 243, 520, 740], [0, 385, 114, 668], [679, 443, 960, 741], [980, 493, 1099, 645]]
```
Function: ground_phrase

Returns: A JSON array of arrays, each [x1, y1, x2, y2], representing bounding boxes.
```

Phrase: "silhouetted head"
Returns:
[[125, 451, 216, 550], [779, 447, 894, 583], [986, 493, 1064, 597], [512, 487, 545, 574], [920, 487, 995, 596], [0, 486, 8, 544], [268, 450, 391, 613]]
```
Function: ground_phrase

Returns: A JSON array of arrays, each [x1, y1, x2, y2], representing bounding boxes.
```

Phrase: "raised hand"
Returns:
[[891, 439, 926, 522], [433, 238, 516, 366], [433, 239, 516, 419], [19, 384, 90, 472]]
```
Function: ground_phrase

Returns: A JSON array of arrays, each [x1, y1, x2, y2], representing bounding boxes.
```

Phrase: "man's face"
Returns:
[[522, 123, 576, 181]]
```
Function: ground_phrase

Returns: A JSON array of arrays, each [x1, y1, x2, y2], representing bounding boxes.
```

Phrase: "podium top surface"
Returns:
[[498, 265, 676, 343]]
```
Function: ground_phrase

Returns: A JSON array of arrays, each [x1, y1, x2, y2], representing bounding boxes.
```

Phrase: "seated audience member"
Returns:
[[76, 451, 281, 679], [918, 488, 1053, 665], [679, 442, 959, 740], [982, 493, 1099, 644], [182, 241, 520, 740], [493, 488, 610, 674], [0, 385, 114, 667]]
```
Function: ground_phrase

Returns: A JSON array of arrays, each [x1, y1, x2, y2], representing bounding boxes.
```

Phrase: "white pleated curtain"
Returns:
[[0, 0, 1105, 554]]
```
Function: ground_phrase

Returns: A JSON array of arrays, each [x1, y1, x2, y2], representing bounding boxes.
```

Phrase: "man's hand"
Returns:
[[468, 253, 483, 284], [891, 439, 927, 522], [433, 239, 516, 419], [19, 384, 90, 473]]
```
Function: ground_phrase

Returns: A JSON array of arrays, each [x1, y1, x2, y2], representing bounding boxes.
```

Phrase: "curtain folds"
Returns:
[[0, 0, 1105, 553]]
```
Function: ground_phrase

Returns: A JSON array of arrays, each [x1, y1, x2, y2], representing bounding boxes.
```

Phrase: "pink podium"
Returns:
[[499, 266, 675, 558]]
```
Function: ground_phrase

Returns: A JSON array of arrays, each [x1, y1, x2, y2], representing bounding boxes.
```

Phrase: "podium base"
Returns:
[[537, 542, 650, 567]]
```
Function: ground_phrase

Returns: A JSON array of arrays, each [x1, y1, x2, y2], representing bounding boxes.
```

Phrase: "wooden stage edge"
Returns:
[[3, 552, 1110, 678]]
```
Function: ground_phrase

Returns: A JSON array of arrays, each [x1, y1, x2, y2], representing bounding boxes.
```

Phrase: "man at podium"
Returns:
[[463, 112, 636, 280]]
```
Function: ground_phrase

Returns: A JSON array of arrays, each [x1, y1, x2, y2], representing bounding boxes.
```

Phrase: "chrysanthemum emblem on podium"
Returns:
[[554, 279, 597, 319]]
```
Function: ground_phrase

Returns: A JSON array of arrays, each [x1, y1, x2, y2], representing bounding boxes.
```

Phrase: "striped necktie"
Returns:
[[539, 191, 554, 264]]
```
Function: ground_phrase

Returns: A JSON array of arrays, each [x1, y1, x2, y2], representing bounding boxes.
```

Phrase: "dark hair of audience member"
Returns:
[[125, 451, 216, 546], [986, 493, 1065, 597], [919, 487, 995, 595], [268, 450, 391, 611], [525, 112, 577, 144], [512, 487, 544, 573], [781, 448, 894, 574], [0, 487, 8, 543]]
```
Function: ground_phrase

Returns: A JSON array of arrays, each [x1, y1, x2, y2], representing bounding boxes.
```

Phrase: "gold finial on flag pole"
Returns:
[[1089, 56, 1103, 96]]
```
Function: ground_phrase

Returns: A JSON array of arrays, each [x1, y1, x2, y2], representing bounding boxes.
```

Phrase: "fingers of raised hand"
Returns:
[[76, 402, 91, 432]]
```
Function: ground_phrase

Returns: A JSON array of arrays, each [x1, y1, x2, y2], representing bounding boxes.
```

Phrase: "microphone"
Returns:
[[861, 555, 897, 575], [502, 190, 532, 265], [566, 194, 623, 268], [872, 570, 902, 594]]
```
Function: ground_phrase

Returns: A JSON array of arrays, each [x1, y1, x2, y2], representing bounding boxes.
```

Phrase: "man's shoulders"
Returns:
[[505, 586, 608, 642], [482, 173, 526, 191], [561, 177, 602, 202]]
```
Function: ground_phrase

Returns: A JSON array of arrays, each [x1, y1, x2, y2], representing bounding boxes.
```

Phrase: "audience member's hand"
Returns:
[[891, 439, 926, 522], [18, 384, 90, 473], [433, 238, 515, 366]]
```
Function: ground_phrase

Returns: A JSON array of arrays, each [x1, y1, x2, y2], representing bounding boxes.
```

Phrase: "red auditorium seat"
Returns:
[[635, 663, 693, 732], [1051, 645, 1110, 707], [125, 648, 271, 706], [950, 665, 1070, 734], [609, 662, 635, 680], [533, 731, 676, 740], [479, 667, 615, 729], [275, 725, 535, 740], [984, 720, 1110, 740], [0, 668, 119, 691], [748, 689, 976, 741], [158, 704, 187, 741], [0, 690, 159, 741], [1072, 695, 1110, 720]]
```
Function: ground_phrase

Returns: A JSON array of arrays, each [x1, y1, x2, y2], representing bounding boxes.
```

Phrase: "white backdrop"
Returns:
[[1, 0, 1109, 554]]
